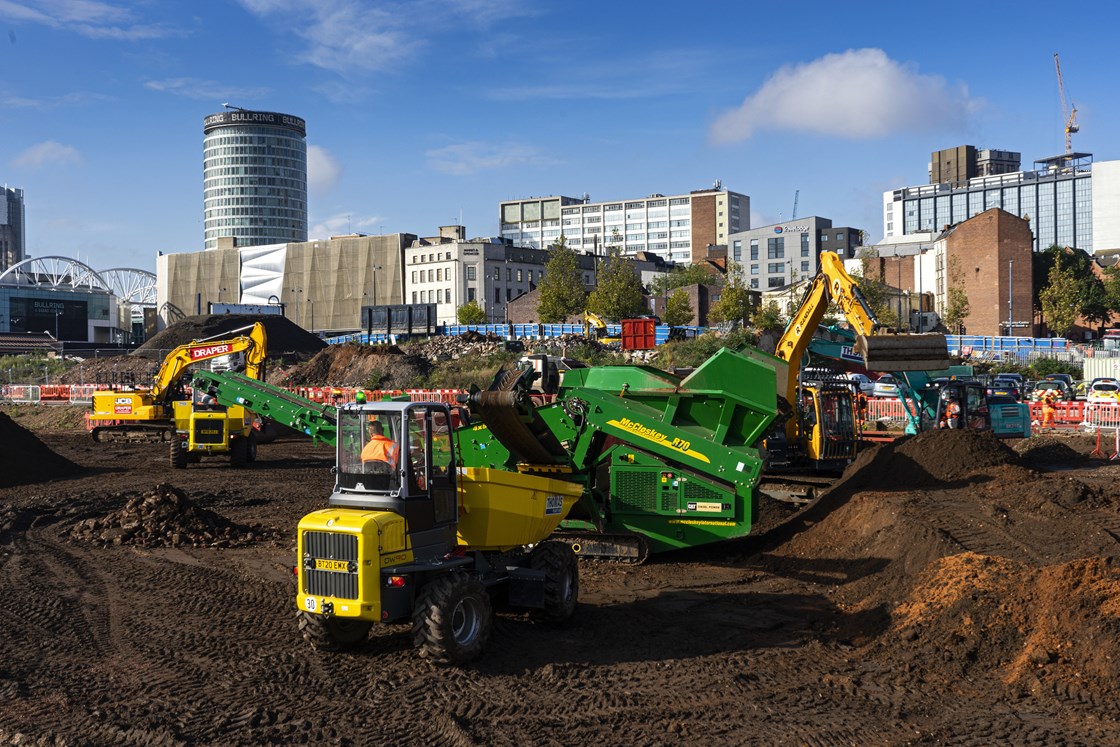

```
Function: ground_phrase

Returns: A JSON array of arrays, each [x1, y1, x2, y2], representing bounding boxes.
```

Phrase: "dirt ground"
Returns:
[[3, 408, 1120, 745]]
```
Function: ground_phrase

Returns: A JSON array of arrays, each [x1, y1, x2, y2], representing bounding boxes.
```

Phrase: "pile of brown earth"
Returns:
[[67, 483, 279, 548], [763, 427, 1120, 700], [274, 342, 432, 389], [0, 411, 83, 488]]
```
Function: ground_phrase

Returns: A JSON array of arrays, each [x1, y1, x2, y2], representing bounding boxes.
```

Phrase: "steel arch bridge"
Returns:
[[0, 258, 156, 308]]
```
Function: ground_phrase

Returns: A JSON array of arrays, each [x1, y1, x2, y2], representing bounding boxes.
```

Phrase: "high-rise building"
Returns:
[[1, 186, 25, 271], [499, 183, 748, 264], [886, 148, 1120, 255], [202, 109, 308, 250]]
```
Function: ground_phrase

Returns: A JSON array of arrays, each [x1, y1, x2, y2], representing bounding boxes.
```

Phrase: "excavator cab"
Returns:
[[930, 381, 990, 432], [795, 378, 859, 471]]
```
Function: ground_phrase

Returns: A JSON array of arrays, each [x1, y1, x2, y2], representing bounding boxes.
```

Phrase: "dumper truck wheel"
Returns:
[[246, 433, 258, 463], [297, 611, 372, 652], [411, 573, 492, 666], [230, 436, 249, 468], [170, 439, 187, 469], [530, 541, 579, 623]]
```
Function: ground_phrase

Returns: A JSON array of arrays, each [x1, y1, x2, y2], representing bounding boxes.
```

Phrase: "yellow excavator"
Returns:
[[768, 251, 950, 471], [583, 311, 620, 344], [88, 323, 268, 459]]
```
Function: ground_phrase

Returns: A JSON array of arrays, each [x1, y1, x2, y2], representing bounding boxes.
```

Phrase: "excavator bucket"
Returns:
[[855, 332, 951, 372]]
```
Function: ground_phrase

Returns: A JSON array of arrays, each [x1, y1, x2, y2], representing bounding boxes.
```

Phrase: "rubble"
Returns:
[[67, 483, 279, 548]]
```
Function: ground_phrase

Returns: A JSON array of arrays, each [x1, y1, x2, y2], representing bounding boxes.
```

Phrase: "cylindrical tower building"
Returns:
[[202, 109, 308, 250]]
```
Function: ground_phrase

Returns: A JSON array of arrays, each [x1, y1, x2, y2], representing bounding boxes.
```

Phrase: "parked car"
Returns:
[[1087, 379, 1120, 404], [987, 381, 1021, 400], [846, 373, 876, 395], [993, 373, 1024, 386], [1043, 373, 1074, 388], [1031, 380, 1071, 402], [871, 374, 900, 398]]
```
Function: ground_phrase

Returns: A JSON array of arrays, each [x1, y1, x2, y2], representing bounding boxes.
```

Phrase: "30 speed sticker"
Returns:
[[303, 597, 318, 612]]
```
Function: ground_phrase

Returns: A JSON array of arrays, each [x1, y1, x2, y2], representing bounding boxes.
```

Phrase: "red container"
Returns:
[[621, 318, 656, 351]]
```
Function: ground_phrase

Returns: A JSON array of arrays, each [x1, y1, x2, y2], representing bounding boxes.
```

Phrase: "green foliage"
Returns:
[[363, 370, 384, 390], [649, 264, 723, 295], [752, 301, 786, 335], [416, 350, 522, 389], [1039, 258, 1081, 336], [707, 262, 753, 328], [654, 329, 757, 370], [941, 256, 970, 333], [1028, 358, 1082, 379], [536, 236, 587, 323], [456, 300, 487, 325], [586, 246, 647, 322], [0, 354, 74, 384], [662, 288, 694, 327], [849, 263, 899, 330]]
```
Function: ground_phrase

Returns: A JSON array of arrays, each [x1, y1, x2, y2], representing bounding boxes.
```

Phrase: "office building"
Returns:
[[726, 217, 861, 290], [929, 145, 1021, 187], [203, 109, 308, 250], [1, 186, 25, 272], [499, 183, 748, 264], [406, 226, 597, 325], [885, 147, 1120, 255]]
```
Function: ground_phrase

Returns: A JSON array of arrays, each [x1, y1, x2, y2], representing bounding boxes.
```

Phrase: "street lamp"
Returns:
[[290, 288, 303, 327], [309, 299, 315, 333], [1007, 258, 1014, 337], [55, 311, 62, 341]]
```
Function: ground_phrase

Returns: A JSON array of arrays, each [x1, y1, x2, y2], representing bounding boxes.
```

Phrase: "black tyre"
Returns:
[[297, 611, 372, 652], [246, 432, 258, 463], [230, 436, 249, 467], [170, 439, 187, 469], [411, 573, 492, 666], [529, 541, 579, 623]]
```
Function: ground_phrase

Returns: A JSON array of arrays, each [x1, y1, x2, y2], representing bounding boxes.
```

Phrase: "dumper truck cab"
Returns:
[[296, 401, 582, 665]]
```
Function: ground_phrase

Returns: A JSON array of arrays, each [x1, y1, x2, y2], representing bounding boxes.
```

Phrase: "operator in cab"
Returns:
[[361, 420, 399, 469]]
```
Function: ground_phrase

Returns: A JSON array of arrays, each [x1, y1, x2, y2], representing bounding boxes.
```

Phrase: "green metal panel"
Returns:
[[191, 369, 338, 445]]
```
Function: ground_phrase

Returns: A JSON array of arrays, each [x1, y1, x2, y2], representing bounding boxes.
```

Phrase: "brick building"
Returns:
[[864, 208, 1034, 336]]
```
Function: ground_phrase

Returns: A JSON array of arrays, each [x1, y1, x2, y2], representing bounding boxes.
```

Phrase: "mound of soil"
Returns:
[[889, 428, 1020, 485], [1014, 436, 1089, 466], [275, 343, 431, 389], [0, 411, 83, 488], [136, 314, 325, 360], [891, 552, 1120, 698], [67, 484, 278, 548]]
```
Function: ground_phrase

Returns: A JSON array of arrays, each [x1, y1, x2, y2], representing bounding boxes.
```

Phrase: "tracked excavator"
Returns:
[[88, 323, 268, 452]]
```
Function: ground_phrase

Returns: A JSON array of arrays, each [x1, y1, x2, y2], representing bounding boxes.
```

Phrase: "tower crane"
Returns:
[[791, 189, 799, 220], [1054, 52, 1079, 154]]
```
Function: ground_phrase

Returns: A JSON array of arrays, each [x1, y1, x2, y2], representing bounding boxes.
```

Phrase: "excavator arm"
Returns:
[[774, 252, 948, 405], [150, 322, 267, 400]]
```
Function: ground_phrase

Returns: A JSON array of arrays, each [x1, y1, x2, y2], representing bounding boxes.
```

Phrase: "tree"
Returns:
[[456, 300, 486, 325], [662, 289, 694, 327], [536, 236, 587, 323], [753, 301, 786, 335], [1038, 259, 1081, 337], [849, 263, 899, 330], [649, 264, 723, 296], [586, 245, 647, 322], [941, 256, 971, 333], [707, 262, 753, 328]]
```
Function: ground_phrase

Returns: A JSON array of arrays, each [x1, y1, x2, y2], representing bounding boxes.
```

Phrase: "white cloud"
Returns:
[[710, 48, 981, 144], [307, 145, 341, 192], [144, 78, 270, 101], [310, 212, 383, 240], [236, 0, 530, 75], [12, 140, 82, 169], [0, 90, 112, 109], [0, 0, 178, 40], [426, 141, 559, 176]]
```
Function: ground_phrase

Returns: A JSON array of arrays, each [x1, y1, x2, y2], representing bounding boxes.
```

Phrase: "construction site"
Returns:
[[3, 255, 1120, 744]]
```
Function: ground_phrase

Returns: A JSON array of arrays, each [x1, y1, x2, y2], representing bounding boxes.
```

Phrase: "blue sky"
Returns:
[[2, 0, 1119, 273]]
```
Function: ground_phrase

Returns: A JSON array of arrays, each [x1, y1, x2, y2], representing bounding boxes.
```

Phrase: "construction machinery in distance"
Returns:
[[1054, 52, 1079, 155], [583, 311, 620, 345], [88, 323, 268, 448], [766, 251, 950, 472]]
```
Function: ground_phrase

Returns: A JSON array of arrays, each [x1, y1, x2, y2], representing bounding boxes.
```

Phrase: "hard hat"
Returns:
[[355, 391, 367, 404]]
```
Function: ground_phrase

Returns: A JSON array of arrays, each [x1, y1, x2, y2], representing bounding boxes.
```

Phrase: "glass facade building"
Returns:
[[203, 110, 308, 250], [884, 154, 1098, 253]]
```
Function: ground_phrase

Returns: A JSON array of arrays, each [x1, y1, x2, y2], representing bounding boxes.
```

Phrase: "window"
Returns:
[[466, 265, 476, 281], [750, 239, 758, 260], [750, 264, 759, 275], [732, 239, 742, 261], [801, 261, 810, 272], [767, 262, 784, 273], [836, 233, 843, 241], [411, 271, 417, 283], [517, 269, 523, 282], [421, 290, 427, 302], [467, 288, 476, 302], [506, 268, 512, 281], [767, 237, 784, 259], [768, 277, 784, 288], [750, 278, 759, 289], [411, 291, 417, 303], [801, 233, 809, 257], [446, 287, 451, 302], [436, 269, 442, 281], [428, 269, 434, 282], [494, 268, 501, 280], [436, 289, 442, 303]]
